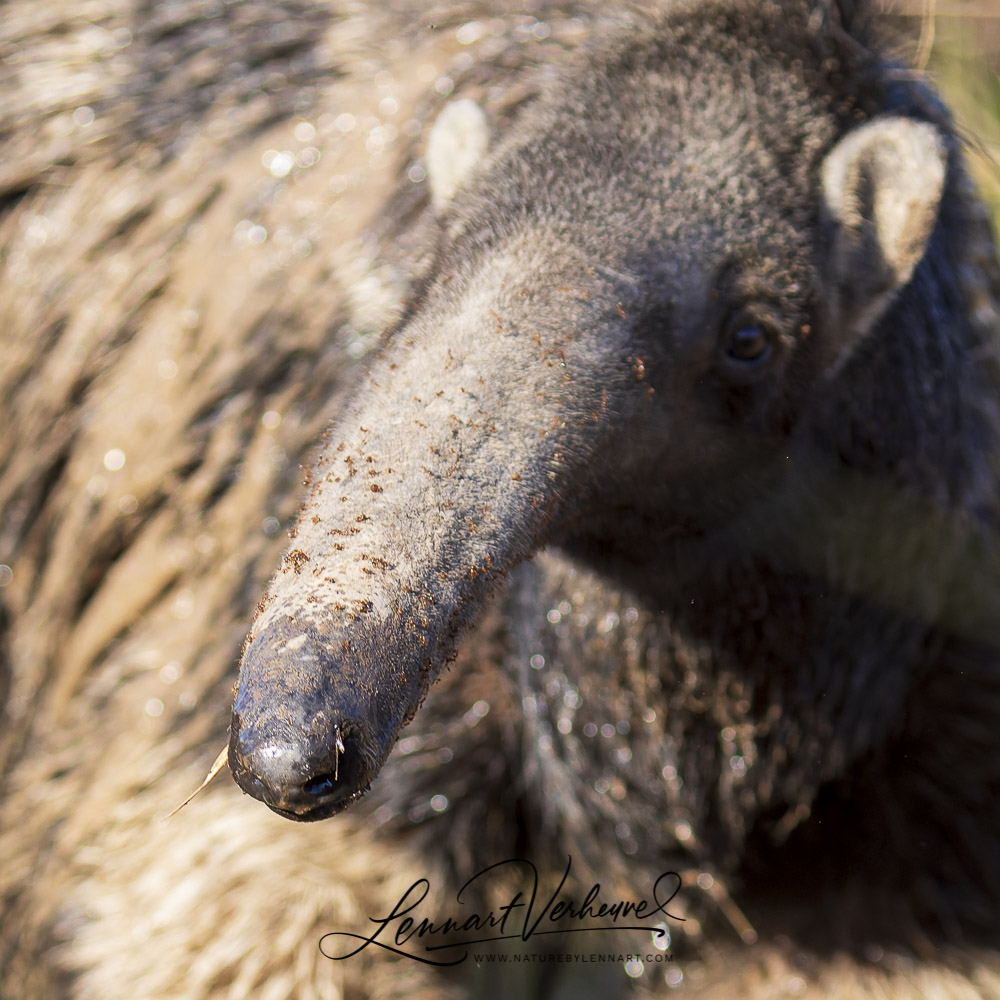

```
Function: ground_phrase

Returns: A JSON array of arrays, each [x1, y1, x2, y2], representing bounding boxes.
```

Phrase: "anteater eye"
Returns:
[[725, 322, 771, 364]]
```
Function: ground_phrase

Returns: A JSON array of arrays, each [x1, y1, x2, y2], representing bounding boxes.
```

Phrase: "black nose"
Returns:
[[227, 621, 379, 820], [228, 715, 370, 820]]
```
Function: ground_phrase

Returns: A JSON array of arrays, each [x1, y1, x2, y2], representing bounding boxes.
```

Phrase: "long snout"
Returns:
[[228, 245, 631, 819]]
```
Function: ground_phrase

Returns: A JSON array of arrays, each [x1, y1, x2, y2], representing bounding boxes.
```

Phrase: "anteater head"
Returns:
[[229, 2, 949, 820]]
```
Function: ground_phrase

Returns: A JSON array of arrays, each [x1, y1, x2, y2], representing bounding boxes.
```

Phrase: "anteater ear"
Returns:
[[426, 98, 490, 212], [821, 116, 947, 373]]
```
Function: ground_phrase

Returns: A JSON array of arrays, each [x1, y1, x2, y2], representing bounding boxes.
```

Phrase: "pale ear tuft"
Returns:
[[821, 116, 947, 372], [426, 98, 490, 212]]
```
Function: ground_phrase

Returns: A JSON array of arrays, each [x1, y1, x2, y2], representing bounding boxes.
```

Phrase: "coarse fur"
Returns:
[[1, 2, 999, 1000]]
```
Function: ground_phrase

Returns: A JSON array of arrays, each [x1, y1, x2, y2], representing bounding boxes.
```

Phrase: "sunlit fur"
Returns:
[[1, 2, 999, 999]]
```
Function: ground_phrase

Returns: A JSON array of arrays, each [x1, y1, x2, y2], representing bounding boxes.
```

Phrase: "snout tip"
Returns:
[[229, 618, 411, 820], [228, 713, 372, 821]]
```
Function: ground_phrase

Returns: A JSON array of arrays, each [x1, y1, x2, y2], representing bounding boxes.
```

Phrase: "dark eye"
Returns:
[[726, 323, 770, 364]]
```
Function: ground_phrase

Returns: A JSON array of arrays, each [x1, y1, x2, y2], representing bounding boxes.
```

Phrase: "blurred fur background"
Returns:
[[0, 2, 998, 999], [893, 0, 1000, 220]]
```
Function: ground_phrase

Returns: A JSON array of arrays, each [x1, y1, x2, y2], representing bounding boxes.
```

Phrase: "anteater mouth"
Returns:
[[260, 784, 372, 822]]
